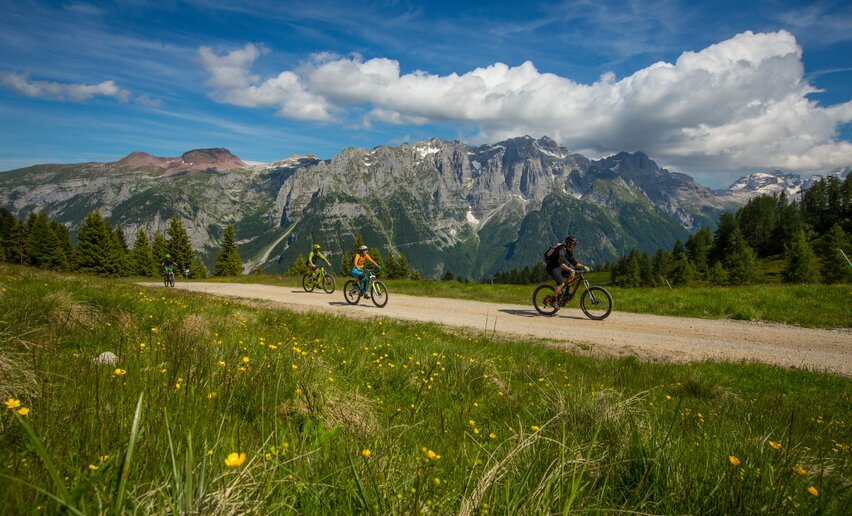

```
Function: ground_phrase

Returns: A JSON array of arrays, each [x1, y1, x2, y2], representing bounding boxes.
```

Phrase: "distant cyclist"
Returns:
[[307, 244, 331, 274], [161, 253, 178, 272], [352, 245, 380, 296], [547, 235, 589, 306]]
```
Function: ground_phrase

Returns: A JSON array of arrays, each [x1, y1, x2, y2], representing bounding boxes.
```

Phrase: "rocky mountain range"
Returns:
[[0, 136, 834, 278]]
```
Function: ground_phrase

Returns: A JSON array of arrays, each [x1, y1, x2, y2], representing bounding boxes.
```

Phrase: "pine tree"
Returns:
[[130, 228, 156, 277], [710, 214, 738, 266], [397, 252, 411, 279], [368, 247, 384, 268], [724, 227, 759, 285], [817, 224, 852, 284], [670, 255, 696, 286], [166, 216, 195, 271], [707, 261, 727, 285], [189, 256, 208, 278], [0, 208, 18, 263], [110, 226, 131, 276], [652, 249, 673, 285], [214, 225, 243, 276], [76, 211, 113, 274], [151, 230, 169, 273], [384, 251, 400, 279], [288, 254, 310, 276], [25, 212, 68, 270], [50, 220, 73, 269], [685, 227, 712, 274], [782, 229, 821, 283]]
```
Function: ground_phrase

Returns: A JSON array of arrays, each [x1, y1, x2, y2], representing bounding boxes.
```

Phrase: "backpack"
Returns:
[[543, 242, 565, 266]]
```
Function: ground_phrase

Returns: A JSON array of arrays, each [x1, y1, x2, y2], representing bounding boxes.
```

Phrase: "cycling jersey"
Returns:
[[354, 252, 372, 270]]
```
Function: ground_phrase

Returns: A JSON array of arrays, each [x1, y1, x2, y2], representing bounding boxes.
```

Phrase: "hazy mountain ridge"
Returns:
[[1, 137, 830, 278]]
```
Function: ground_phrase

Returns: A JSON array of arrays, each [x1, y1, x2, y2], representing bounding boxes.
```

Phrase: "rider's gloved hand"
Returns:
[[584, 266, 593, 272]]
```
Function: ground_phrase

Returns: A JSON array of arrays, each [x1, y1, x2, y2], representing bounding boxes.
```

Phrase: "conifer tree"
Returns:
[[817, 224, 852, 284], [26, 212, 67, 270], [50, 220, 73, 269], [151, 230, 169, 272], [189, 256, 208, 278], [685, 228, 713, 274], [723, 227, 759, 285], [130, 228, 156, 277], [0, 208, 16, 262], [288, 254, 310, 276], [384, 251, 399, 279], [110, 226, 131, 276], [707, 261, 727, 285], [166, 216, 195, 270], [783, 229, 821, 283], [76, 211, 113, 274], [214, 225, 243, 276], [397, 252, 411, 279], [670, 255, 696, 286]]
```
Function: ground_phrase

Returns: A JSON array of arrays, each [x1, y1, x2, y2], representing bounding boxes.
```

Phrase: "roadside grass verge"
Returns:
[[4, 264, 849, 513], [196, 273, 851, 328]]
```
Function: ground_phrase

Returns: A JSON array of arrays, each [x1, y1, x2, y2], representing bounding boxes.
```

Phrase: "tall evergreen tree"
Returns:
[[110, 226, 131, 276], [0, 208, 18, 262], [710, 214, 738, 266], [130, 228, 156, 277], [151, 230, 169, 271], [652, 249, 673, 285], [723, 227, 759, 285], [50, 220, 73, 269], [737, 195, 778, 256], [783, 229, 821, 283], [670, 255, 696, 286], [816, 224, 851, 284], [214, 225, 243, 276], [76, 211, 113, 274], [26, 212, 67, 270], [685, 228, 713, 274], [288, 253, 310, 276], [166, 216, 195, 270], [189, 256, 209, 278]]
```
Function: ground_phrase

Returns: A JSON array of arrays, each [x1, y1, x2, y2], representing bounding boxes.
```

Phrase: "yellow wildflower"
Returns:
[[224, 452, 247, 468], [291, 364, 298, 370], [424, 449, 441, 460], [531, 425, 540, 432], [728, 455, 740, 466], [207, 392, 217, 399], [361, 449, 371, 458], [432, 477, 441, 486], [807, 486, 819, 497], [489, 433, 496, 439], [88, 464, 98, 471], [768, 441, 782, 449], [5, 398, 21, 410], [17, 407, 29, 416], [114, 369, 126, 376], [217, 361, 226, 367], [469, 419, 476, 426], [242, 356, 250, 363], [794, 466, 807, 476]]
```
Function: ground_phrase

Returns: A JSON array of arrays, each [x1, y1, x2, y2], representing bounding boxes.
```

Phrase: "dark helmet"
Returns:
[[564, 235, 578, 245]]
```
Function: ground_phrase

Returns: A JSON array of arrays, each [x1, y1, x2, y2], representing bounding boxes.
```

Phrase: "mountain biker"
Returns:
[[352, 245, 380, 297], [548, 236, 590, 306], [307, 244, 331, 275], [161, 253, 178, 272]]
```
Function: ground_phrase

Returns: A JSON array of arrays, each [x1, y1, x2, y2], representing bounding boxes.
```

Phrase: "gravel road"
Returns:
[[146, 282, 852, 377]]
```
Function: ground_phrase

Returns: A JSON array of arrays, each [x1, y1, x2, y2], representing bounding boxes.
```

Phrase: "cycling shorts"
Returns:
[[549, 266, 574, 284]]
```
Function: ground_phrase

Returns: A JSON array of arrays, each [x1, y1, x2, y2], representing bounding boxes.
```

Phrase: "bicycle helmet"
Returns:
[[564, 235, 578, 246], [358, 245, 368, 251], [165, 253, 171, 258], [313, 244, 321, 250]]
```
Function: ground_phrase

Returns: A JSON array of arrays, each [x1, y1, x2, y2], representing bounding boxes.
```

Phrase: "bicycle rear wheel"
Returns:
[[343, 280, 361, 304], [580, 286, 613, 320], [371, 281, 388, 307], [532, 285, 558, 315], [302, 274, 316, 292], [322, 273, 336, 294]]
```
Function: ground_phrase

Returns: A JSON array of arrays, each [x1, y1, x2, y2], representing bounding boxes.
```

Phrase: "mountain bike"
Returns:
[[343, 268, 388, 307], [302, 265, 336, 294], [532, 269, 612, 320], [163, 266, 176, 288]]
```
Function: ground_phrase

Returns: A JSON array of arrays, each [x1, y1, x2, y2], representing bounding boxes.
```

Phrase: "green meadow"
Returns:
[[1, 264, 850, 514]]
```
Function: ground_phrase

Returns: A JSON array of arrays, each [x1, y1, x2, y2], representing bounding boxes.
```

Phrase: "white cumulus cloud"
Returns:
[[199, 31, 852, 173], [0, 72, 131, 102]]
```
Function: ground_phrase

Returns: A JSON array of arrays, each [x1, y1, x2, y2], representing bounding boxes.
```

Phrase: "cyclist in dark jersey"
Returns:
[[547, 235, 590, 306]]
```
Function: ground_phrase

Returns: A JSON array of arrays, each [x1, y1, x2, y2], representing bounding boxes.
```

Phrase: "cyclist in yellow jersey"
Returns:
[[352, 245, 380, 296]]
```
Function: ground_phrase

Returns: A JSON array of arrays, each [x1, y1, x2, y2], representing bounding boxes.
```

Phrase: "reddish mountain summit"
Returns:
[[111, 148, 245, 175]]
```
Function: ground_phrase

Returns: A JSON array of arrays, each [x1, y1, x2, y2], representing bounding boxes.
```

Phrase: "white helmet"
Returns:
[[358, 245, 368, 251]]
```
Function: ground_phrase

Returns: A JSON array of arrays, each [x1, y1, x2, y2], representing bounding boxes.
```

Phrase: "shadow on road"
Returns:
[[498, 309, 585, 321]]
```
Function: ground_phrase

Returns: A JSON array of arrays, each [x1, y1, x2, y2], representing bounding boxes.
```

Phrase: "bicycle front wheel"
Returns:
[[532, 285, 558, 315], [580, 286, 613, 320], [343, 280, 361, 305], [302, 274, 316, 292], [371, 281, 388, 307], [322, 273, 336, 294]]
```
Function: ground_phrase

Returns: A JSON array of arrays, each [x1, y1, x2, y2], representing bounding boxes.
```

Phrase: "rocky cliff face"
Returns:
[[0, 137, 750, 277]]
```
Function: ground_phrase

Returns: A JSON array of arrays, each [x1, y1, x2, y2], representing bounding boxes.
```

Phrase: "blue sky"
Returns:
[[0, 0, 850, 187]]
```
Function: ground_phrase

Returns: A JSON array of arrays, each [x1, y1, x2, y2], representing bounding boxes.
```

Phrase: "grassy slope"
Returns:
[[200, 273, 852, 329], [1, 265, 850, 514]]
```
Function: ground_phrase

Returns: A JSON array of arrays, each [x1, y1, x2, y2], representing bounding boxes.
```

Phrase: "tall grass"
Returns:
[[2, 264, 850, 513]]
